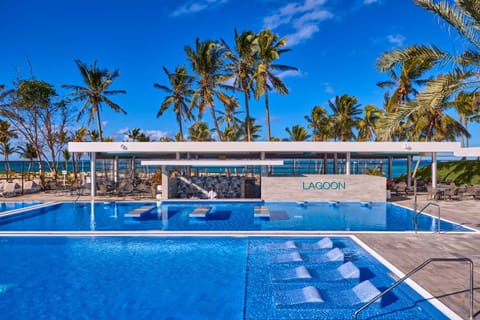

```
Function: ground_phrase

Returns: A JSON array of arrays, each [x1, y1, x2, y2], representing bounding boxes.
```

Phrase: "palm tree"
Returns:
[[379, 0, 480, 138], [154, 66, 195, 140], [357, 105, 382, 141], [0, 120, 17, 178], [0, 142, 17, 179], [241, 118, 263, 142], [127, 128, 141, 142], [448, 91, 479, 147], [71, 126, 87, 179], [327, 94, 362, 141], [376, 45, 445, 113], [305, 106, 332, 141], [253, 29, 297, 141], [87, 129, 100, 142], [63, 60, 127, 141], [18, 143, 38, 180], [185, 38, 236, 141], [222, 29, 257, 141], [188, 121, 212, 141], [285, 124, 311, 141]]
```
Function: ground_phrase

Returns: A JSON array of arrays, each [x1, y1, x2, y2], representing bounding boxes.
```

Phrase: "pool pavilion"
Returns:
[[67, 141, 472, 202]]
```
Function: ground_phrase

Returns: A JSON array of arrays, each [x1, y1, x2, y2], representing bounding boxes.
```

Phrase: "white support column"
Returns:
[[90, 152, 96, 200], [407, 156, 412, 186], [345, 152, 351, 175], [113, 156, 119, 185], [432, 152, 437, 189]]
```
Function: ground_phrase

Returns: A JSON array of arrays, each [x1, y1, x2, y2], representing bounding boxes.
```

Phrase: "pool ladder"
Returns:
[[353, 257, 474, 320], [414, 202, 441, 234]]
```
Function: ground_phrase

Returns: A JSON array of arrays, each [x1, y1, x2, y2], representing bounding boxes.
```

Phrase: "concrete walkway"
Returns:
[[2, 191, 480, 319]]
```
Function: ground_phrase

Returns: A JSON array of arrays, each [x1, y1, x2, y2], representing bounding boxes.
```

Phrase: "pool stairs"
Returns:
[[272, 261, 360, 282], [265, 237, 333, 250], [254, 206, 270, 218], [188, 206, 212, 218], [269, 247, 344, 264], [274, 281, 381, 306], [124, 205, 156, 218]]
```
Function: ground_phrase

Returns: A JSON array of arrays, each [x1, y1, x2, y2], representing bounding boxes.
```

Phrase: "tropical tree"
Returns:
[[71, 126, 87, 179], [285, 124, 311, 141], [126, 128, 141, 141], [357, 105, 382, 141], [0, 120, 18, 179], [0, 142, 17, 179], [448, 91, 479, 147], [188, 121, 212, 141], [18, 143, 38, 180], [327, 94, 362, 141], [241, 118, 263, 142], [154, 66, 195, 139], [185, 38, 236, 141], [380, 0, 480, 138], [305, 106, 332, 141], [222, 29, 257, 141], [87, 129, 100, 142], [253, 29, 297, 141], [376, 45, 445, 113], [63, 59, 127, 141], [3, 79, 72, 185]]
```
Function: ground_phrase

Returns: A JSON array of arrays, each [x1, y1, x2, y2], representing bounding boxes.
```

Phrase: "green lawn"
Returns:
[[412, 160, 480, 185]]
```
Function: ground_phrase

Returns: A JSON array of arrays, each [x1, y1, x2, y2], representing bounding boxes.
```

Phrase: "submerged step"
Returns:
[[274, 286, 324, 306], [271, 266, 312, 281]]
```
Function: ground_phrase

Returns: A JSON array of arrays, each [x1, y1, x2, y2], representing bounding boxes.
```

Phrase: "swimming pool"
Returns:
[[0, 201, 472, 232], [0, 236, 456, 319], [0, 201, 42, 214]]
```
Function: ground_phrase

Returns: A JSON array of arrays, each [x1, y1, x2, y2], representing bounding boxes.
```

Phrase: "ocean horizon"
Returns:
[[0, 158, 434, 179]]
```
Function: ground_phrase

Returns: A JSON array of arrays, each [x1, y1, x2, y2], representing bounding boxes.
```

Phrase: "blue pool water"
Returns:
[[0, 201, 41, 213], [0, 201, 472, 232], [0, 236, 451, 319]]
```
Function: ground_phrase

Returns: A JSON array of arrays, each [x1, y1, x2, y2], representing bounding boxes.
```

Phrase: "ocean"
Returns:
[[0, 159, 432, 179]]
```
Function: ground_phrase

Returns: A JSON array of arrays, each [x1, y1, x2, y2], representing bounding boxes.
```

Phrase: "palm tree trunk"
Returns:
[[244, 90, 251, 142], [265, 87, 271, 141], [210, 105, 223, 141], [177, 113, 184, 141], [96, 106, 103, 141]]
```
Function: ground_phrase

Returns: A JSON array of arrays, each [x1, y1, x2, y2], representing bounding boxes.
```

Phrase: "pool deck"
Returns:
[[3, 192, 480, 319]]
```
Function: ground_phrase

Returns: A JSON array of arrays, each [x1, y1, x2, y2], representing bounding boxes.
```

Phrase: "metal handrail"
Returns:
[[353, 257, 474, 320], [414, 202, 441, 233]]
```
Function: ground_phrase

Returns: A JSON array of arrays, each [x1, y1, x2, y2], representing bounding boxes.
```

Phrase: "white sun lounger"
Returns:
[[254, 206, 270, 218], [124, 205, 155, 218], [188, 206, 212, 218], [0, 182, 18, 197]]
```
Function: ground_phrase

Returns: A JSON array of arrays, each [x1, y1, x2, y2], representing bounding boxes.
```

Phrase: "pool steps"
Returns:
[[124, 205, 156, 218], [272, 261, 360, 281], [254, 206, 270, 218], [188, 206, 212, 218]]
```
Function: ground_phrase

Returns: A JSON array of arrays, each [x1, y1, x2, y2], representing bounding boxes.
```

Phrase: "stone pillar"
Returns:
[[161, 165, 168, 199], [432, 153, 437, 189]]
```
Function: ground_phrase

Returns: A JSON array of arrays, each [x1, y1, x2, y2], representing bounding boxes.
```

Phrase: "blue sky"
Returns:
[[1, 0, 474, 144]]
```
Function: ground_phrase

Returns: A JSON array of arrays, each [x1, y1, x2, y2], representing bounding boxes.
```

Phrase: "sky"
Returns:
[[1, 0, 476, 145]]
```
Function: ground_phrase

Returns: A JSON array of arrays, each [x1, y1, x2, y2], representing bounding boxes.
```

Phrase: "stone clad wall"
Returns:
[[261, 175, 386, 202]]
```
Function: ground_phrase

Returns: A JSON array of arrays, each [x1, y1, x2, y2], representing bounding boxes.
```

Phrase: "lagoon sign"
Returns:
[[302, 181, 346, 191], [262, 175, 385, 202]]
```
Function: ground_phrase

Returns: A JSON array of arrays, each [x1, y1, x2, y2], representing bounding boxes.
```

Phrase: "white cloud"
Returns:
[[263, 0, 333, 46], [322, 82, 335, 94], [387, 33, 406, 47], [363, 0, 379, 4], [171, 0, 228, 17], [277, 69, 302, 79]]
